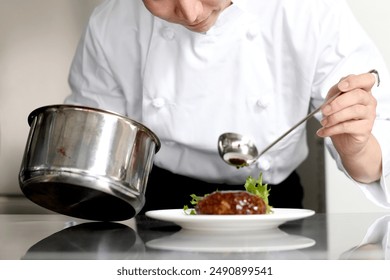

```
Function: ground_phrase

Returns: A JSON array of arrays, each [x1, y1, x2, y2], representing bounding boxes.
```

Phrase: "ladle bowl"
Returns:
[[217, 133, 259, 167]]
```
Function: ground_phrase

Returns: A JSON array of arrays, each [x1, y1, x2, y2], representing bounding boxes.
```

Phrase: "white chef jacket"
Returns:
[[65, 0, 390, 207]]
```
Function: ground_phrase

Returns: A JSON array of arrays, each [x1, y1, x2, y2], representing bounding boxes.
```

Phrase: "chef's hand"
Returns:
[[316, 72, 382, 183]]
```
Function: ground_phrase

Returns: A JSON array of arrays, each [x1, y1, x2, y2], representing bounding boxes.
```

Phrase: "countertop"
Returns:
[[0, 196, 389, 260]]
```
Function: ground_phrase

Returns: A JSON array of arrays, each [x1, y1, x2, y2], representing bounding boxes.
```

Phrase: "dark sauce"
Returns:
[[228, 158, 248, 168]]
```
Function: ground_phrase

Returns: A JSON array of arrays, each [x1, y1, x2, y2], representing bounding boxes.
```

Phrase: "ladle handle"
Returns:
[[258, 91, 343, 157]]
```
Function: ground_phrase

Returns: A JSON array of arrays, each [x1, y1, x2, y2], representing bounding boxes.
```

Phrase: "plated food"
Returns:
[[195, 191, 267, 215], [184, 173, 272, 215], [146, 173, 315, 231]]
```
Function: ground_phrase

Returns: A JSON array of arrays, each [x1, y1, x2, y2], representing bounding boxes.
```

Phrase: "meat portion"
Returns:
[[195, 191, 267, 215]]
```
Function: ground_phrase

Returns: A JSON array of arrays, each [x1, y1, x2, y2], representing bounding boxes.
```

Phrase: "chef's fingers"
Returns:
[[317, 118, 372, 139], [337, 72, 377, 93], [325, 71, 378, 100], [318, 86, 377, 139], [321, 87, 376, 117], [320, 102, 375, 129]]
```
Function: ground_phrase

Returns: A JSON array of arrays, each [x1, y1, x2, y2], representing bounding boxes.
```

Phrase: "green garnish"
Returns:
[[244, 173, 272, 214], [189, 193, 204, 205], [183, 194, 207, 215], [183, 173, 272, 215], [183, 205, 196, 215]]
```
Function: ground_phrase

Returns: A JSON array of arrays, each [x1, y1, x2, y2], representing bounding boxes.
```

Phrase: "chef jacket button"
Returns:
[[256, 97, 270, 109], [152, 98, 165, 108], [257, 157, 271, 171], [246, 27, 258, 40], [160, 27, 175, 40]]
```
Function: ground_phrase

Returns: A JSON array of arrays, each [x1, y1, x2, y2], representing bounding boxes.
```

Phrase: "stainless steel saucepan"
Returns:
[[19, 105, 160, 221]]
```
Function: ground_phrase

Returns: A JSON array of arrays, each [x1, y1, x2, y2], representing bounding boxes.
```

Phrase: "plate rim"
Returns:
[[146, 208, 315, 221]]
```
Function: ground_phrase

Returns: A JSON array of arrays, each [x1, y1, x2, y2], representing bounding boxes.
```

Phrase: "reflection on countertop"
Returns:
[[146, 227, 315, 253], [340, 215, 390, 260], [22, 222, 145, 260], [1, 198, 390, 260]]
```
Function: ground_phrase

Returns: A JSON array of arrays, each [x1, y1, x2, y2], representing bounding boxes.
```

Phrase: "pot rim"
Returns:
[[28, 104, 161, 152]]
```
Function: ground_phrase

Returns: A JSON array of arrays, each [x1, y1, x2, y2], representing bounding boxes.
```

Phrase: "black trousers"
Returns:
[[140, 166, 304, 214]]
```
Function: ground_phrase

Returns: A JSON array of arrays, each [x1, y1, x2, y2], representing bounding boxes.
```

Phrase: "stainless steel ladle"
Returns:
[[218, 92, 343, 168]]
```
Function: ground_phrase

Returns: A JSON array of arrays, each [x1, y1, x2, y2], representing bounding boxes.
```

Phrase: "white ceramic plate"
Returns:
[[145, 208, 315, 232], [146, 228, 316, 252]]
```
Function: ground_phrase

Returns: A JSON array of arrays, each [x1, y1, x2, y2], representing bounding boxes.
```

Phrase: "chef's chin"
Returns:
[[185, 26, 210, 33], [185, 20, 215, 33]]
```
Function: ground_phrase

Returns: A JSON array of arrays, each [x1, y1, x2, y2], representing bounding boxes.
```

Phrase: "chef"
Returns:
[[65, 0, 390, 212]]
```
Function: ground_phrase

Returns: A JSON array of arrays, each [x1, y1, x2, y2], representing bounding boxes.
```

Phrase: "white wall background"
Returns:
[[0, 0, 103, 194], [0, 0, 389, 213]]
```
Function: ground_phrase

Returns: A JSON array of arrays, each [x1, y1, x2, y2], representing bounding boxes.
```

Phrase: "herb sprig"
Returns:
[[244, 173, 272, 214]]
